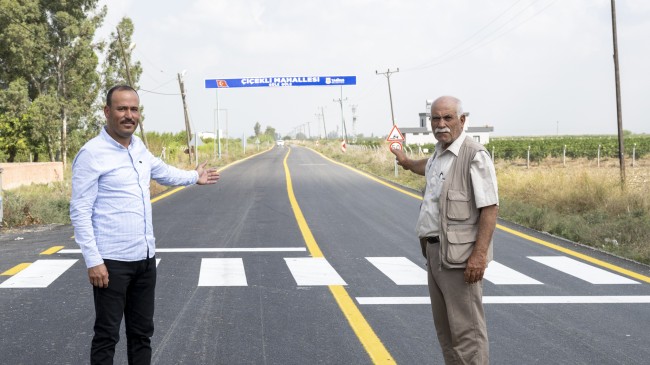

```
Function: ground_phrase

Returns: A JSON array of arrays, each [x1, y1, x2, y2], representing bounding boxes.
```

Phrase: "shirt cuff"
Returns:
[[82, 250, 104, 268]]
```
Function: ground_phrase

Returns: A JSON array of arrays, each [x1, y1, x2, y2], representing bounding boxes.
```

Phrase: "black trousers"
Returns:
[[91, 257, 156, 365]]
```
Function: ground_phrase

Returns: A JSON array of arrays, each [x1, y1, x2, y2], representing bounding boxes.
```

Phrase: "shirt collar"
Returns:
[[435, 131, 466, 156], [100, 126, 134, 150]]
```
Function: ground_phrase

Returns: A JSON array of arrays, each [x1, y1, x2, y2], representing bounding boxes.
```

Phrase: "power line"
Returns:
[[404, 0, 554, 72], [447, 0, 558, 62], [407, 0, 526, 71], [138, 88, 180, 96]]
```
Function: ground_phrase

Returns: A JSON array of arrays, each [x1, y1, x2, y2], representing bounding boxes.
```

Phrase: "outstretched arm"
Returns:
[[390, 147, 428, 176], [196, 161, 220, 185]]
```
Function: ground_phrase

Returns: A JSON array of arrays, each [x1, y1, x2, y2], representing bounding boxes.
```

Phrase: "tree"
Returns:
[[0, 0, 46, 94], [0, 0, 106, 165], [264, 126, 276, 138], [27, 93, 63, 161], [0, 79, 31, 161], [254, 121, 261, 137], [99, 16, 147, 146], [40, 1, 106, 166], [100, 17, 142, 91]]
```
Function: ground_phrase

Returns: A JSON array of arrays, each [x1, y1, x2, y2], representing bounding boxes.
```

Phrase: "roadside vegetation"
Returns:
[[308, 137, 650, 265], [0, 131, 275, 228]]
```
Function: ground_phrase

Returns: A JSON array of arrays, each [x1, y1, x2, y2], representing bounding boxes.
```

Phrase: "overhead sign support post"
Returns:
[[215, 89, 221, 159], [386, 125, 405, 177]]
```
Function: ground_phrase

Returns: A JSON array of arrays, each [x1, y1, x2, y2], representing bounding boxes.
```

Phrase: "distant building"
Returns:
[[400, 101, 494, 146], [199, 131, 217, 140]]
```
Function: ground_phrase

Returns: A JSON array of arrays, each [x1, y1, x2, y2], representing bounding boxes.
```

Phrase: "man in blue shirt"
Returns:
[[70, 85, 220, 365]]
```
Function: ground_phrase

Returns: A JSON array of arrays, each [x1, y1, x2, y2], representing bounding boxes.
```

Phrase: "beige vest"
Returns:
[[438, 136, 494, 269]]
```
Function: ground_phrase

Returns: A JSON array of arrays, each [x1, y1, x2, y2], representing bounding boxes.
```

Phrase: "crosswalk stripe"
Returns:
[[58, 247, 306, 254], [356, 296, 650, 305], [1, 256, 643, 291], [484, 261, 543, 285], [198, 258, 247, 286], [285, 257, 347, 286], [0, 260, 78, 288], [366, 257, 427, 285], [529, 256, 639, 284]]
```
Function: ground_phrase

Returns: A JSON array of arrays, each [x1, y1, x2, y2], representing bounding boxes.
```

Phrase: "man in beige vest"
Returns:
[[391, 96, 499, 365]]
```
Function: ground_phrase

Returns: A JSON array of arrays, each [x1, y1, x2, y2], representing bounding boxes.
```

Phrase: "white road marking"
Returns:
[[0, 260, 77, 288], [198, 258, 247, 286], [58, 247, 306, 254], [285, 257, 347, 286], [484, 261, 543, 285], [529, 256, 639, 284], [366, 257, 427, 285], [356, 296, 650, 305]]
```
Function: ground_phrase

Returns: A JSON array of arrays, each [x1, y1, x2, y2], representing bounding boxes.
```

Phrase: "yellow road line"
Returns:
[[283, 147, 396, 365], [151, 186, 186, 204], [283, 148, 323, 258], [1, 263, 31, 276], [74, 149, 275, 239], [40, 246, 64, 255], [307, 147, 422, 200], [497, 224, 650, 284], [151, 148, 273, 204], [308, 147, 650, 284]]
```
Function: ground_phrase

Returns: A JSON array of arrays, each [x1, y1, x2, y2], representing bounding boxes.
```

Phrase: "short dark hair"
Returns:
[[106, 85, 138, 106]]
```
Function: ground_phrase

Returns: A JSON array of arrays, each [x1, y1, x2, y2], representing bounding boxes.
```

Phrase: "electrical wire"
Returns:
[[138, 88, 180, 96], [404, 0, 555, 72]]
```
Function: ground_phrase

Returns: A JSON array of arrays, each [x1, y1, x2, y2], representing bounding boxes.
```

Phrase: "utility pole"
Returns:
[[375, 68, 399, 125], [610, 0, 625, 186], [177, 72, 193, 164], [314, 113, 322, 139], [117, 27, 148, 148], [350, 104, 358, 143], [333, 87, 349, 143], [321, 107, 328, 140]]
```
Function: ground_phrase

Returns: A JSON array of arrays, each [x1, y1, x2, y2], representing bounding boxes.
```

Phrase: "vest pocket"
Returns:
[[446, 228, 477, 264], [447, 190, 471, 220]]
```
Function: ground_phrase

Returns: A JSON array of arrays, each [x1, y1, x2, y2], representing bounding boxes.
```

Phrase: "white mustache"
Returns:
[[435, 128, 451, 133]]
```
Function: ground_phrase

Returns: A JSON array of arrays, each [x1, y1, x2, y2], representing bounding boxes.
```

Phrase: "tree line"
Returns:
[[0, 0, 141, 165]]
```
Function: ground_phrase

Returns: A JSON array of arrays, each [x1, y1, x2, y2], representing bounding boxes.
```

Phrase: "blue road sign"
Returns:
[[205, 76, 356, 88]]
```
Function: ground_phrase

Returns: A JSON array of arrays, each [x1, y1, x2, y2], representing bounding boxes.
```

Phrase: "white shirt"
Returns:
[[416, 132, 499, 238], [70, 127, 199, 268]]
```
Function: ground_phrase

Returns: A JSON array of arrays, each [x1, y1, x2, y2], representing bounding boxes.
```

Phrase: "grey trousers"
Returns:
[[426, 242, 489, 365]]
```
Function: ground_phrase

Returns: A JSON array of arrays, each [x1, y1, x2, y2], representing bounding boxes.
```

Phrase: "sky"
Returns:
[[96, 0, 650, 139]]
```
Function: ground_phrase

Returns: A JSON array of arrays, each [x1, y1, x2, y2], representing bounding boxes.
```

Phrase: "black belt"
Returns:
[[426, 236, 440, 244]]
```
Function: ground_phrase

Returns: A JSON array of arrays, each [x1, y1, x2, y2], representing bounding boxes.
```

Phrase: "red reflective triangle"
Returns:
[[386, 125, 404, 141]]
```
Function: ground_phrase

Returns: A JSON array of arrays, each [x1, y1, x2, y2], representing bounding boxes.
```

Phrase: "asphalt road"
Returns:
[[1, 145, 650, 365]]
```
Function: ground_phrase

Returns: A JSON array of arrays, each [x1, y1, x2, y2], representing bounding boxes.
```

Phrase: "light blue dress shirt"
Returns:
[[70, 127, 199, 268]]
